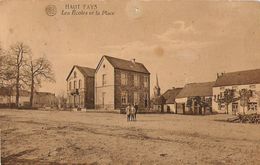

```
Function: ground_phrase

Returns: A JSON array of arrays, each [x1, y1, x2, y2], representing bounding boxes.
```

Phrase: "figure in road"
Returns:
[[126, 104, 131, 121], [134, 103, 138, 120]]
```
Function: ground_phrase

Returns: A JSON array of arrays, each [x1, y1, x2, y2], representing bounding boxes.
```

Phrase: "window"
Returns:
[[121, 73, 127, 85], [102, 74, 107, 86], [248, 102, 257, 111], [79, 80, 81, 89], [134, 92, 139, 104], [74, 80, 77, 89], [74, 71, 77, 78], [220, 87, 225, 91], [69, 82, 71, 90], [249, 84, 256, 89], [144, 92, 148, 108], [144, 76, 148, 88], [102, 92, 106, 107], [134, 74, 139, 87], [121, 91, 128, 105]]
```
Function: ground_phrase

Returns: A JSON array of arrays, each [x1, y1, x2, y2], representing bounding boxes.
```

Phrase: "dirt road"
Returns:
[[1, 109, 260, 164]]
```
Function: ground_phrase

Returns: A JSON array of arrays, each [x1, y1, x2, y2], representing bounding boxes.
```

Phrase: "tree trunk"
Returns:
[[15, 69, 19, 108], [30, 77, 34, 108]]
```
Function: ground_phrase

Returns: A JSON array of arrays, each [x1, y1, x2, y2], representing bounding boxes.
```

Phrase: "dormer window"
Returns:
[[103, 64, 106, 68]]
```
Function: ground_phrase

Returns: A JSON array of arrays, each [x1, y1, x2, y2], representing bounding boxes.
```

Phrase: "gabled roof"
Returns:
[[176, 82, 215, 98], [214, 69, 260, 87], [152, 95, 166, 105], [66, 65, 95, 81], [164, 88, 183, 104], [96, 55, 150, 74]]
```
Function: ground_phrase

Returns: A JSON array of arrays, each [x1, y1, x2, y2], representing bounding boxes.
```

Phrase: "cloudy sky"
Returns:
[[1, 0, 260, 95]]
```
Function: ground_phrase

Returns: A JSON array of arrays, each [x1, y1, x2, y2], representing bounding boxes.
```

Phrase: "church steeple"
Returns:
[[154, 74, 161, 97]]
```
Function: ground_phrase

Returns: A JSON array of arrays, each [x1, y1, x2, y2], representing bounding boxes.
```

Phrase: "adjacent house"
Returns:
[[164, 87, 183, 113], [95, 55, 150, 110], [175, 82, 215, 115], [66, 65, 95, 109], [213, 69, 260, 114]]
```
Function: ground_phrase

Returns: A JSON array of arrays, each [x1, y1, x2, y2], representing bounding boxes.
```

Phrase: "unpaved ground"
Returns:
[[0, 109, 260, 165]]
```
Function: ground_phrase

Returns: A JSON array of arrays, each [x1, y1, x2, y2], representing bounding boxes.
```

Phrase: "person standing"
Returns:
[[134, 103, 138, 120], [126, 104, 131, 121], [131, 104, 136, 121]]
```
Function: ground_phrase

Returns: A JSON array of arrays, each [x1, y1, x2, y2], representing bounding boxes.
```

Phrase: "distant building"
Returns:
[[175, 82, 215, 115], [164, 87, 183, 113], [95, 55, 150, 110], [66, 65, 95, 109], [0, 88, 30, 107], [33, 92, 57, 108], [213, 69, 260, 114]]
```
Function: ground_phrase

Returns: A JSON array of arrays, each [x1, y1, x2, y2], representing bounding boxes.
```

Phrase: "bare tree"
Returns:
[[25, 56, 55, 108], [8, 42, 30, 108], [214, 89, 239, 114], [239, 89, 252, 115]]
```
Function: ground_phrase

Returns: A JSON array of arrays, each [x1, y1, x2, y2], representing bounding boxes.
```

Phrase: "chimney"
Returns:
[[131, 58, 136, 64]]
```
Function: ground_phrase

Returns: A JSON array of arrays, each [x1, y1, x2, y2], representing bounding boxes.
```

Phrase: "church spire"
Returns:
[[154, 74, 161, 97], [156, 74, 159, 88]]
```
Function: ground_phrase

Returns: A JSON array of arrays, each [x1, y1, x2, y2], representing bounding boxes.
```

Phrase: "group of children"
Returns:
[[125, 104, 138, 121]]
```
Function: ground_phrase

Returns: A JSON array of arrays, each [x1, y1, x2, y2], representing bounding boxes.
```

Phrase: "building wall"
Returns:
[[95, 58, 115, 109], [86, 76, 95, 109], [213, 83, 260, 114], [114, 69, 150, 110]]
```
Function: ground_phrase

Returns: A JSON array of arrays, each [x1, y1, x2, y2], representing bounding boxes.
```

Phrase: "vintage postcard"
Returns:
[[0, 0, 260, 164]]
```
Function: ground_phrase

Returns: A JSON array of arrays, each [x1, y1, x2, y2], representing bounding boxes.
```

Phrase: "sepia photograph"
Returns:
[[0, 0, 260, 164]]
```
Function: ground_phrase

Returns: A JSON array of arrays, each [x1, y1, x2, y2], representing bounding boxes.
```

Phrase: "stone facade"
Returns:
[[95, 56, 150, 110], [114, 69, 150, 110]]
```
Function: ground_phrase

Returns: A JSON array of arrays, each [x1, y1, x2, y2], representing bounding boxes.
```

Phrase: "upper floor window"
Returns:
[[74, 71, 77, 78], [144, 76, 148, 88], [102, 74, 107, 86], [79, 80, 81, 89], [74, 80, 77, 89], [134, 74, 139, 87], [121, 73, 127, 85]]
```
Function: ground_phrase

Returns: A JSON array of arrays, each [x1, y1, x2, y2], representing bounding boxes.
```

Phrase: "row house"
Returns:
[[66, 65, 95, 109], [213, 69, 260, 114], [95, 55, 150, 110]]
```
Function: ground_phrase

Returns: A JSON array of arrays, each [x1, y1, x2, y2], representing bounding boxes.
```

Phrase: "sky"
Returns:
[[1, 0, 260, 96]]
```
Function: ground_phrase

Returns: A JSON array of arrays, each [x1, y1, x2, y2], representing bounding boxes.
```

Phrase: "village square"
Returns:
[[1, 0, 260, 164]]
